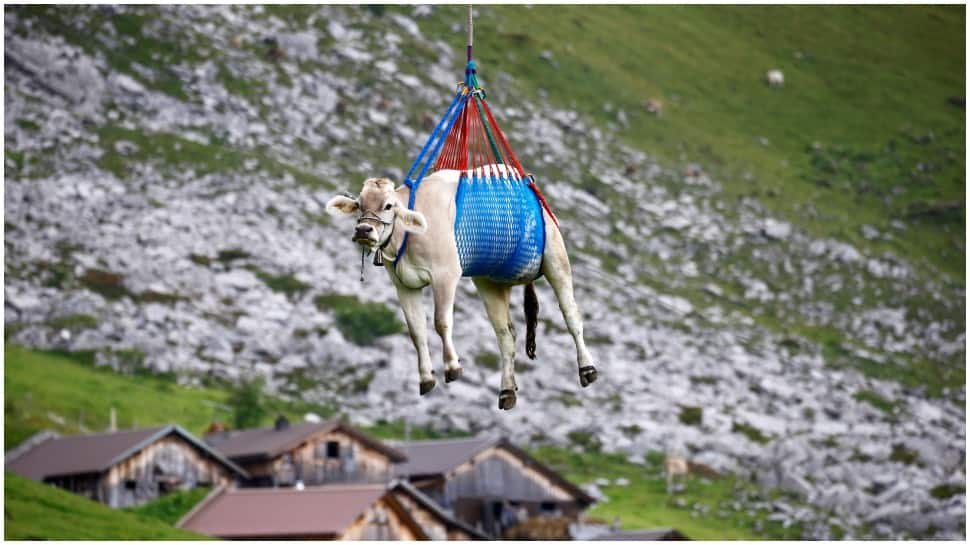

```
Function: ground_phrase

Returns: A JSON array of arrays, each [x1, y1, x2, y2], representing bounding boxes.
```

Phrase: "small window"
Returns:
[[540, 501, 556, 513], [125, 480, 137, 491], [326, 441, 340, 459]]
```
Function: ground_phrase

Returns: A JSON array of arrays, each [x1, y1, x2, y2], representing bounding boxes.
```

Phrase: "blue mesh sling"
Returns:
[[394, 11, 558, 284]]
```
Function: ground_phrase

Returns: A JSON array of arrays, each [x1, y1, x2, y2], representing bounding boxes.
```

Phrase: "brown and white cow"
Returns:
[[326, 168, 597, 409]]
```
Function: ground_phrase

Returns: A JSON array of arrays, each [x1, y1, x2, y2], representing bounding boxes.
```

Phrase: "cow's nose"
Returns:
[[355, 224, 374, 235]]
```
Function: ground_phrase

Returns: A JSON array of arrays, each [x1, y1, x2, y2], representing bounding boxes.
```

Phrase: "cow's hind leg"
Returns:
[[395, 283, 436, 395], [473, 278, 517, 410], [542, 223, 598, 387], [432, 270, 462, 382]]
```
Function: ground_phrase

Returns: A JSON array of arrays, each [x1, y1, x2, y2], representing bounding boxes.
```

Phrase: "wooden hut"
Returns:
[[393, 436, 594, 537], [4, 425, 247, 508], [204, 417, 406, 487]]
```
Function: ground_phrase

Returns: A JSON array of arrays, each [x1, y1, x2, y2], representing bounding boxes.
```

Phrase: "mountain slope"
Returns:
[[3, 5, 964, 539], [2, 344, 333, 447]]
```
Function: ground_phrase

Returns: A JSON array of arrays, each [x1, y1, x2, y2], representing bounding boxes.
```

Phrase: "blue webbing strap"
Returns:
[[403, 88, 465, 188], [395, 92, 471, 267], [411, 93, 469, 199]]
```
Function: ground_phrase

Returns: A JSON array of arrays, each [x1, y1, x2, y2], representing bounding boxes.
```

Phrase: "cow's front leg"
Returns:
[[395, 284, 435, 395], [432, 270, 462, 383], [473, 278, 517, 410]]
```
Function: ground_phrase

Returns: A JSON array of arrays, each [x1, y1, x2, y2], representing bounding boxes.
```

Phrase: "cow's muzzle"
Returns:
[[352, 223, 379, 246], [353, 211, 392, 247]]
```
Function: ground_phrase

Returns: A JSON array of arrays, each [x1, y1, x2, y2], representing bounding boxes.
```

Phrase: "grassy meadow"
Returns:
[[4, 472, 207, 540]]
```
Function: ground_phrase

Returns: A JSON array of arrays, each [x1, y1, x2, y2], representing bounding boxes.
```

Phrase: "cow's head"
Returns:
[[325, 177, 427, 249]]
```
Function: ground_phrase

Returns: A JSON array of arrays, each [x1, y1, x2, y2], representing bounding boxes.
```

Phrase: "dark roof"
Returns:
[[391, 435, 496, 477], [392, 436, 594, 505], [178, 484, 424, 539], [592, 528, 689, 540], [391, 480, 489, 540], [205, 420, 406, 463], [5, 425, 247, 480]]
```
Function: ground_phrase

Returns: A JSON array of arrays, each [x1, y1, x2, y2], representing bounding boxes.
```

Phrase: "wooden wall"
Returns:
[[339, 497, 423, 541], [243, 429, 394, 487], [436, 446, 585, 537], [98, 435, 234, 508], [444, 447, 575, 503], [391, 489, 481, 540]]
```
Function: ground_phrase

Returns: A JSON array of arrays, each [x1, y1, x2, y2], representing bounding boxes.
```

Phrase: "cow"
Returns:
[[665, 455, 689, 494], [325, 168, 598, 409], [664, 440, 689, 494]]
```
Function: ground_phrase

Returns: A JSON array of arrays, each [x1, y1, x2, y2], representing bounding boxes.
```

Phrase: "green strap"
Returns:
[[474, 95, 504, 164]]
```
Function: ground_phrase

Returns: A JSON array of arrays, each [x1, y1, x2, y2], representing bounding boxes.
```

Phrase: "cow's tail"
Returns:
[[524, 282, 539, 359]]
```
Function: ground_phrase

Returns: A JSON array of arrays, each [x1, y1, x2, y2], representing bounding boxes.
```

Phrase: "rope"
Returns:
[[467, 4, 473, 61]]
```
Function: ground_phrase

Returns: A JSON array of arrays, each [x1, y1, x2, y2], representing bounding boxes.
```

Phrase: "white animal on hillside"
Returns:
[[326, 167, 598, 409], [665, 455, 689, 494], [766, 69, 785, 88]]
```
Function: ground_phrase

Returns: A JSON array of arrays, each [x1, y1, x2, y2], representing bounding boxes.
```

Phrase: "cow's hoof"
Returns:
[[498, 389, 517, 410], [445, 367, 462, 383], [579, 365, 598, 387], [419, 378, 436, 396]]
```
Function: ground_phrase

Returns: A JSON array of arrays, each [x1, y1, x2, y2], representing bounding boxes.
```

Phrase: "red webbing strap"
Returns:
[[436, 97, 470, 171], [479, 99, 559, 226], [480, 99, 525, 178], [528, 177, 559, 227]]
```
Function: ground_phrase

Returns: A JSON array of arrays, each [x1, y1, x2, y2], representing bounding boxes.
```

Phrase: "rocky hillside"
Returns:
[[4, 5, 964, 539]]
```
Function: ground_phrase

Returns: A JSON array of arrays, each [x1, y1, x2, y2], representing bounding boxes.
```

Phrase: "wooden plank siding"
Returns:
[[393, 490, 452, 541], [445, 446, 575, 503], [339, 497, 424, 541], [240, 429, 394, 487], [99, 435, 235, 508], [436, 446, 585, 537]]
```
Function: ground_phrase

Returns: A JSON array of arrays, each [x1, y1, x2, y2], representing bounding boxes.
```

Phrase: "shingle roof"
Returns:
[[205, 420, 406, 463], [391, 435, 497, 477], [392, 435, 594, 505], [5, 425, 247, 480], [178, 484, 420, 539]]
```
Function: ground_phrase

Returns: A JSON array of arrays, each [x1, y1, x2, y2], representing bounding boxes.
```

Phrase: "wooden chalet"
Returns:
[[177, 481, 487, 540], [205, 417, 406, 487], [4, 425, 247, 508], [393, 436, 595, 537]]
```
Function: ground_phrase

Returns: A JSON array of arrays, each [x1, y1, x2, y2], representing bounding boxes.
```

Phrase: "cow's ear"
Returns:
[[396, 208, 428, 234], [326, 195, 359, 217]]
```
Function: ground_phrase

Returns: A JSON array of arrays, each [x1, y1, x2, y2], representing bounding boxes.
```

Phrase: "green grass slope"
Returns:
[[3, 472, 208, 540], [125, 487, 213, 526], [3, 344, 332, 448], [409, 5, 964, 280], [530, 447, 803, 540]]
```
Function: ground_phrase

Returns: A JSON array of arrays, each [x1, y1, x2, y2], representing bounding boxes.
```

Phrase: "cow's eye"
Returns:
[[384, 203, 393, 211]]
